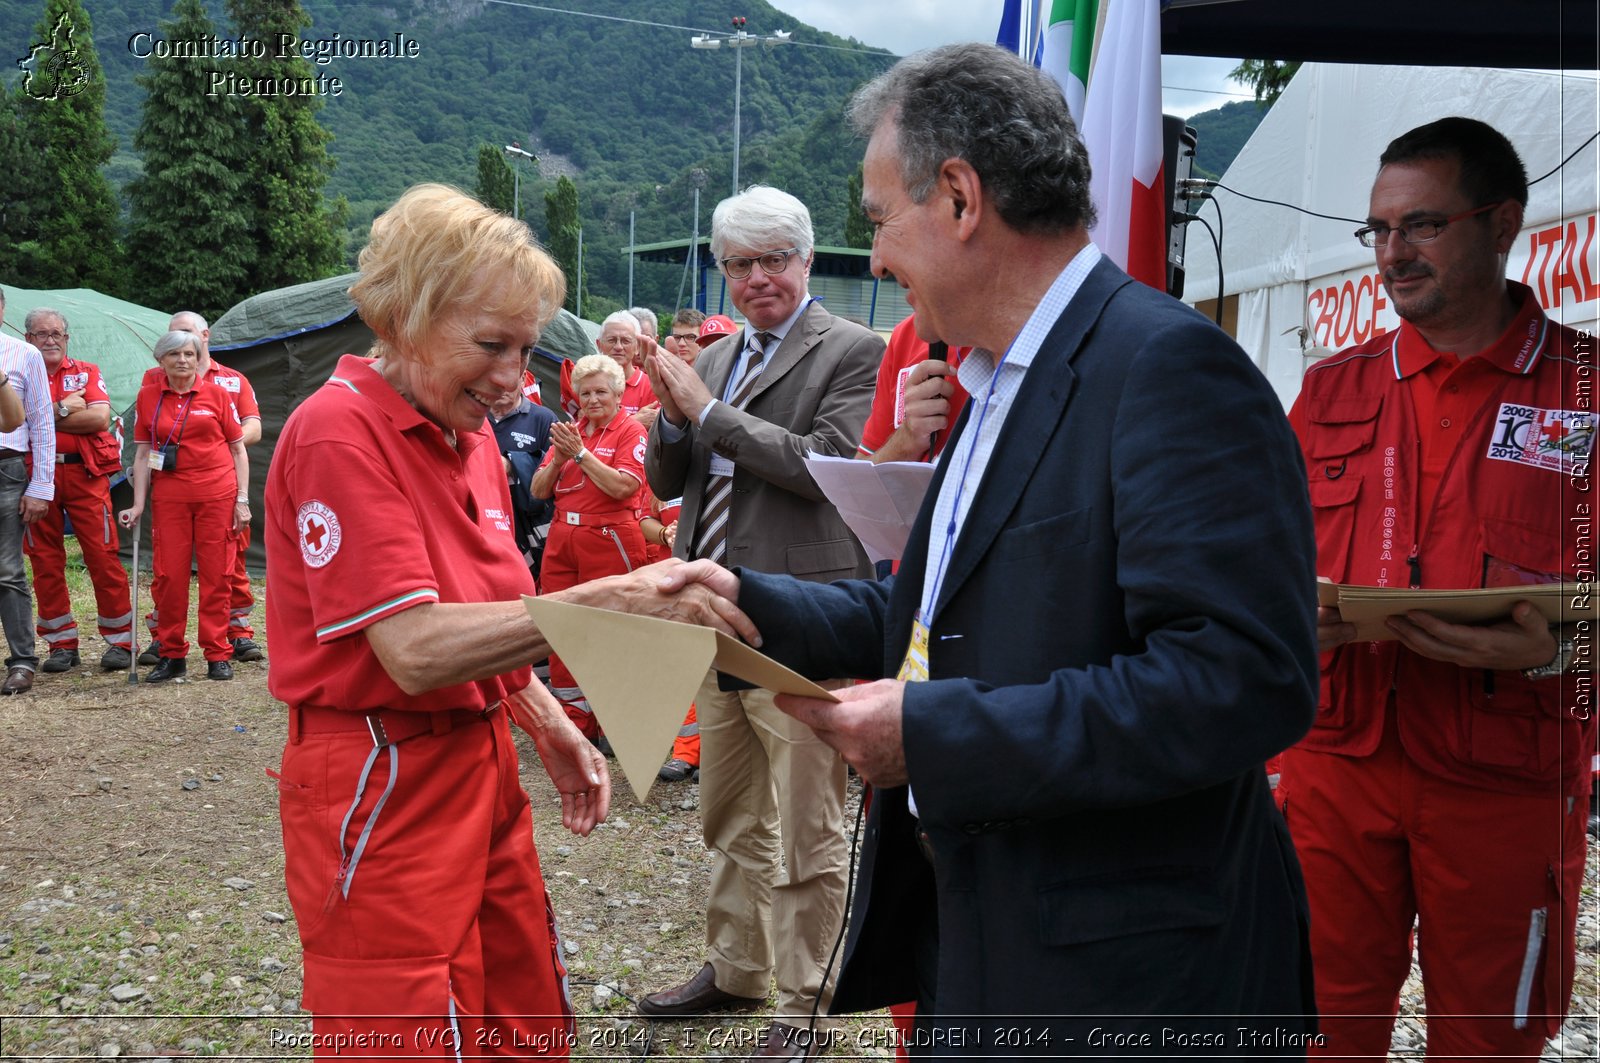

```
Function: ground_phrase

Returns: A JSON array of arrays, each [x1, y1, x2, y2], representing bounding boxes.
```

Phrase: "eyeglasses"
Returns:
[[25, 330, 65, 342], [668, 332, 699, 343], [1354, 202, 1501, 248], [719, 247, 801, 280]]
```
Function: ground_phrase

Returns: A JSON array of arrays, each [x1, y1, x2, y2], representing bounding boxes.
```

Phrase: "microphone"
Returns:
[[925, 341, 948, 457]]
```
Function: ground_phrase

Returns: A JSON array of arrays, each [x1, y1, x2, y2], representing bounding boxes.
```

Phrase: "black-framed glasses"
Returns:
[[1354, 202, 1501, 248], [25, 329, 65, 342], [719, 247, 801, 280]]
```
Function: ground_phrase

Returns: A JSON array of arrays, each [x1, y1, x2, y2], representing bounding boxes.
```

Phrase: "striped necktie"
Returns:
[[694, 331, 773, 564]]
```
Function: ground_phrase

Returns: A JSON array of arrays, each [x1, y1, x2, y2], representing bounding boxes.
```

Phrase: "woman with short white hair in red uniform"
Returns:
[[264, 185, 757, 1061], [532, 353, 648, 740], [117, 329, 248, 682]]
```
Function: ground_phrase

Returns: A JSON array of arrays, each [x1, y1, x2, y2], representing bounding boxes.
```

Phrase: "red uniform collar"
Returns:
[[1392, 281, 1550, 380], [48, 355, 86, 380], [327, 354, 488, 459]]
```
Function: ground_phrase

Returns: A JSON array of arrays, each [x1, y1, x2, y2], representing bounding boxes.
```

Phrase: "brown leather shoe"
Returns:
[[1, 666, 33, 694], [637, 962, 764, 1018], [749, 1022, 830, 1060]]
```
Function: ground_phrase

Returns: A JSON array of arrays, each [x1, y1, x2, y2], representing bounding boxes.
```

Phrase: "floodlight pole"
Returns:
[[504, 143, 535, 220], [690, 17, 792, 197]]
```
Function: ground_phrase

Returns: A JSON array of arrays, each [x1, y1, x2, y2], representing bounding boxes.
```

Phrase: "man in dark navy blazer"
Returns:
[[668, 43, 1321, 1058]]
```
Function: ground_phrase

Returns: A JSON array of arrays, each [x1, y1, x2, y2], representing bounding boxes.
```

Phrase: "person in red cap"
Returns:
[[696, 314, 736, 348]]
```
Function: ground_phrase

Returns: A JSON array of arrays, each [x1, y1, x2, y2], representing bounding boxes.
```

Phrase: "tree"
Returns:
[[844, 166, 872, 250], [544, 176, 588, 316], [0, 84, 53, 285], [475, 144, 515, 216], [226, 0, 347, 293], [1229, 60, 1301, 105], [13, 0, 123, 292], [125, 0, 255, 319]]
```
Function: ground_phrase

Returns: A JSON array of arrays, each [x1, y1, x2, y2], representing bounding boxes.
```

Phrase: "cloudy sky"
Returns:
[[766, 0, 1253, 117]]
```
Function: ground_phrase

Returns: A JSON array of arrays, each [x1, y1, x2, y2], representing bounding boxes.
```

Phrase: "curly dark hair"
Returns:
[[847, 43, 1095, 234]]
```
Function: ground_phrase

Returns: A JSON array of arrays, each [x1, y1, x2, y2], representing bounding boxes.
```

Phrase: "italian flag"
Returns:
[[1039, 0, 1098, 124], [1041, 0, 1168, 291]]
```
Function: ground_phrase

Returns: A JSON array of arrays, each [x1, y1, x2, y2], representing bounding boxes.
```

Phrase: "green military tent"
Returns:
[[0, 286, 170, 414], [209, 272, 598, 572]]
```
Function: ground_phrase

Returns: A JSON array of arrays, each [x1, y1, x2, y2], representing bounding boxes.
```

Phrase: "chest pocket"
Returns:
[[1304, 392, 1384, 463]]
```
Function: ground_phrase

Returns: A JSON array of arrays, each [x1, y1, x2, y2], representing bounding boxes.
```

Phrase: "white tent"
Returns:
[[1183, 64, 1599, 409]]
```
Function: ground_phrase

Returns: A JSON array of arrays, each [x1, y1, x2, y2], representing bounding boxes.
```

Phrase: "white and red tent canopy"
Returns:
[[1179, 63, 1598, 409]]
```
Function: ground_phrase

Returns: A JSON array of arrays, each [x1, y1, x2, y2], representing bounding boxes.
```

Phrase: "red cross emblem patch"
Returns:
[[297, 500, 342, 569]]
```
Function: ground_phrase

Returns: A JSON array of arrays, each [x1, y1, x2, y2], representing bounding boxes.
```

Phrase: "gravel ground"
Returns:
[[0, 605, 1595, 1059]]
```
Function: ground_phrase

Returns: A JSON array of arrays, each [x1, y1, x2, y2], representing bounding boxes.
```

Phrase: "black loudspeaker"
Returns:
[[1162, 115, 1198, 299]]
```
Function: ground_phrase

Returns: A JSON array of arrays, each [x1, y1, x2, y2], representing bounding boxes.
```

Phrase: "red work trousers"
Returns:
[[24, 464, 131, 653], [1283, 711, 1586, 1061], [150, 494, 235, 662], [277, 708, 573, 1060], [149, 527, 251, 643], [229, 524, 254, 640], [539, 519, 645, 739]]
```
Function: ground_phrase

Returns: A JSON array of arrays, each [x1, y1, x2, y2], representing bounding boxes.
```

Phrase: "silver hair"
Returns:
[[570, 352, 625, 395], [153, 330, 202, 362], [169, 310, 209, 333], [627, 306, 658, 338], [598, 310, 640, 336], [847, 43, 1095, 234], [710, 185, 814, 262], [25, 307, 66, 332]]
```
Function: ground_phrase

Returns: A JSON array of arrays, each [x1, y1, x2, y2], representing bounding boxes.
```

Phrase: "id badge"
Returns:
[[147, 449, 165, 471], [708, 454, 735, 478], [897, 611, 931, 683]]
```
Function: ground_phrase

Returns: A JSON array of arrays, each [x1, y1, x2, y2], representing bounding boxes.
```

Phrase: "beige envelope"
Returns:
[[523, 596, 839, 802]]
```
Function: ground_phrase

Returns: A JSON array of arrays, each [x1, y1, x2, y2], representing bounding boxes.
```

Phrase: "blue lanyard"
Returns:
[[923, 345, 1013, 621]]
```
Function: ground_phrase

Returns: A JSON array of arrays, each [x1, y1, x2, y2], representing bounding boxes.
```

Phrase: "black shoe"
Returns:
[[137, 641, 161, 666], [100, 646, 132, 671], [40, 649, 79, 673], [207, 660, 233, 681], [658, 758, 696, 782], [230, 637, 264, 662], [146, 657, 186, 683]]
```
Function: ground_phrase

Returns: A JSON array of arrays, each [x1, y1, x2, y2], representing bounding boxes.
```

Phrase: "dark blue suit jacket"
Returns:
[[737, 258, 1320, 1054]]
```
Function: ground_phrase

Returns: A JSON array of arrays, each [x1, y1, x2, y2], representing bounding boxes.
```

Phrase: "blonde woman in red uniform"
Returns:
[[117, 330, 249, 682], [264, 185, 758, 1060], [532, 353, 648, 740]]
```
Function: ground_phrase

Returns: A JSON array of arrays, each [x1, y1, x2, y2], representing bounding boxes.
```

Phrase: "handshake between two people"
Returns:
[[590, 559, 910, 790]]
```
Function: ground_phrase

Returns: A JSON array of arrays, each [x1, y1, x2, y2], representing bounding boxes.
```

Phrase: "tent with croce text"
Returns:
[[1179, 63, 1599, 411]]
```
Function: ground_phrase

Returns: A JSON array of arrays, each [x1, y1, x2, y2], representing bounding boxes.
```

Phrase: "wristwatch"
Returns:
[[55, 402, 69, 419], [1522, 637, 1577, 681]]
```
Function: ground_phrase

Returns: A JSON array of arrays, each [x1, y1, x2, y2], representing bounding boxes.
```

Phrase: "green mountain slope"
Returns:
[[3, 2, 1270, 313], [3, 0, 893, 312]]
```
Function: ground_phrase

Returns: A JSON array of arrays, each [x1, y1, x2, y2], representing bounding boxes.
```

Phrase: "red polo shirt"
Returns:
[[265, 355, 533, 714], [142, 362, 261, 422], [133, 375, 243, 501], [857, 321, 971, 460], [559, 361, 657, 419], [539, 412, 647, 514], [49, 355, 111, 461]]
